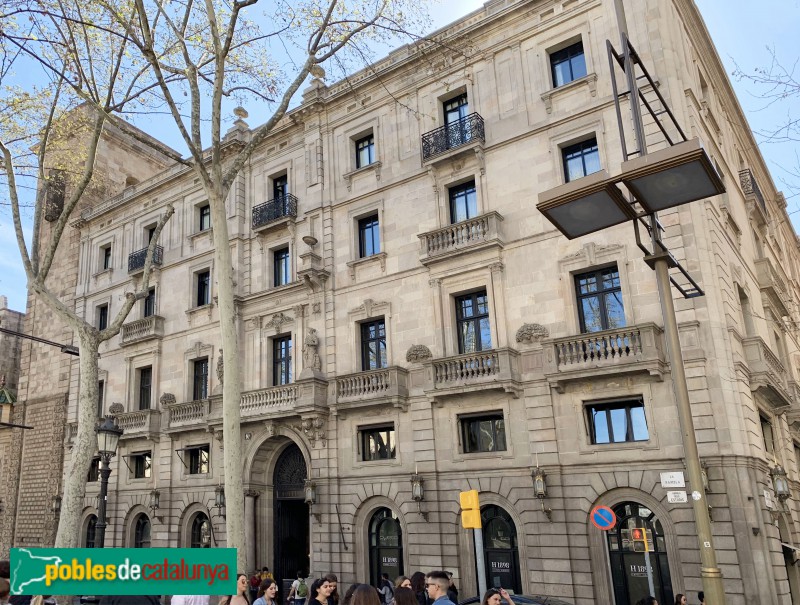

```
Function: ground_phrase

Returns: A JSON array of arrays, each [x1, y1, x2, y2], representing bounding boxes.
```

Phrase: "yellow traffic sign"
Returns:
[[460, 489, 481, 529]]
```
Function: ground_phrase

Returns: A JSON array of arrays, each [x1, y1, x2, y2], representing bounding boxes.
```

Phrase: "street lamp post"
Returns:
[[95, 415, 123, 548]]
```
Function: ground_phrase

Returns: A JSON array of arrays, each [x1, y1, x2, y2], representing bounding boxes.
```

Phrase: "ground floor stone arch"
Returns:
[[178, 502, 213, 548], [80, 508, 98, 548], [353, 496, 408, 586], [122, 504, 152, 548]]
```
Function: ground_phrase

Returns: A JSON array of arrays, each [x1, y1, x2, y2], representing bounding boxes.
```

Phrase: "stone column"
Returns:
[[245, 490, 259, 572]]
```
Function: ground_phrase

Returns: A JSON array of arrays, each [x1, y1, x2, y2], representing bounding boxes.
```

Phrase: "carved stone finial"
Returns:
[[159, 392, 176, 406], [406, 345, 432, 363], [516, 323, 549, 344], [108, 402, 125, 415]]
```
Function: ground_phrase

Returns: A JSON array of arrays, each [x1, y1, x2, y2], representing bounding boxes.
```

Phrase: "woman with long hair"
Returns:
[[674, 595, 686, 605], [342, 584, 360, 605], [481, 588, 514, 605], [254, 579, 278, 605], [393, 577, 411, 590], [393, 587, 417, 605], [310, 578, 334, 605], [220, 573, 251, 605], [350, 585, 381, 605], [409, 573, 427, 605], [325, 574, 340, 605]]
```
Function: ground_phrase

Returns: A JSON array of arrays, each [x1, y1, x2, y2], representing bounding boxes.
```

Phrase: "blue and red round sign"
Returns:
[[590, 505, 617, 531]]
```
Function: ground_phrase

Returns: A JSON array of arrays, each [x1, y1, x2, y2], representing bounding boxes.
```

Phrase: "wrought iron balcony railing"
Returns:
[[421, 113, 485, 161], [252, 193, 298, 229], [128, 245, 163, 273], [739, 168, 767, 216]]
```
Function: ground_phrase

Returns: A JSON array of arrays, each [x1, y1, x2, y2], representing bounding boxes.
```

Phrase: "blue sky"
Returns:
[[1, 0, 798, 313]]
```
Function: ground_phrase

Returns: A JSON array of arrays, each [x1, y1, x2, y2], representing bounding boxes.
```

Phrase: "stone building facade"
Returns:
[[7, 0, 800, 604]]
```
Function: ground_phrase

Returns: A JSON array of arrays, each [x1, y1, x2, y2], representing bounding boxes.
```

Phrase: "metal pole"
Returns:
[[643, 550, 655, 597], [653, 256, 725, 604], [474, 527, 487, 599], [95, 454, 112, 548]]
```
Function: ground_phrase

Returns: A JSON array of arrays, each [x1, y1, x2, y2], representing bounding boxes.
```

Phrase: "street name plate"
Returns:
[[667, 491, 688, 503], [660, 471, 685, 488]]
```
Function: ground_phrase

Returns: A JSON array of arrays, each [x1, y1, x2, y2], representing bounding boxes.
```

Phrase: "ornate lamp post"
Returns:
[[95, 415, 123, 548]]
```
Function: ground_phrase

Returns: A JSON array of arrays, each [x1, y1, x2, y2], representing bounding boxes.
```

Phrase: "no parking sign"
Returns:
[[590, 505, 617, 531]]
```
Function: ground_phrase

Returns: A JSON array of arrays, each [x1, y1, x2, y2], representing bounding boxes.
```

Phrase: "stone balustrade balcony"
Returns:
[[543, 323, 667, 392], [128, 245, 163, 273], [241, 384, 299, 417], [742, 336, 791, 411], [418, 211, 504, 266], [334, 366, 409, 412], [424, 348, 520, 399], [754, 257, 792, 315], [165, 399, 210, 431], [121, 315, 165, 346], [116, 409, 160, 439]]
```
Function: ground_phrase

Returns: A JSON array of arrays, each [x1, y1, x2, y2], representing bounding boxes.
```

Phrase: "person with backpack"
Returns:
[[289, 571, 309, 605], [377, 573, 394, 605]]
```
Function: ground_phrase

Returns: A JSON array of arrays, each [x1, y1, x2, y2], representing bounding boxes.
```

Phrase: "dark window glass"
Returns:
[[193, 358, 208, 400], [449, 180, 478, 223], [444, 93, 469, 124], [575, 266, 626, 333], [356, 135, 375, 169], [87, 457, 100, 482], [138, 366, 152, 410], [199, 205, 211, 231], [361, 425, 396, 461], [550, 41, 587, 87], [190, 513, 211, 548], [143, 288, 156, 318], [274, 247, 290, 287], [97, 380, 104, 419], [97, 304, 108, 331], [588, 399, 649, 444], [133, 452, 152, 479], [562, 138, 600, 182], [85, 515, 98, 548], [360, 319, 387, 371], [273, 175, 288, 200], [358, 215, 380, 258], [444, 94, 471, 149], [134, 514, 151, 548], [147, 226, 157, 244], [196, 270, 210, 307], [461, 414, 506, 453], [102, 246, 112, 270], [761, 415, 775, 455], [273, 335, 293, 386], [189, 445, 210, 474], [368, 508, 404, 586], [456, 291, 492, 353]]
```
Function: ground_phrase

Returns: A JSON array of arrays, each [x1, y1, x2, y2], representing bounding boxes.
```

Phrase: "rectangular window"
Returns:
[[199, 205, 211, 232], [97, 304, 108, 331], [138, 366, 152, 411], [460, 414, 506, 453], [356, 134, 375, 169], [575, 266, 625, 333], [87, 457, 100, 482], [147, 226, 157, 244], [587, 399, 649, 444], [272, 335, 293, 386], [449, 181, 478, 223], [188, 445, 210, 474], [97, 380, 105, 419], [761, 415, 775, 456], [360, 318, 387, 371], [562, 138, 600, 182], [444, 94, 470, 148], [143, 288, 156, 318], [102, 246, 112, 271], [444, 93, 469, 124], [193, 358, 209, 401], [360, 425, 396, 461], [550, 41, 587, 87], [456, 290, 492, 353], [273, 174, 288, 200], [273, 247, 290, 287], [132, 452, 152, 479], [196, 270, 210, 307], [358, 215, 380, 258]]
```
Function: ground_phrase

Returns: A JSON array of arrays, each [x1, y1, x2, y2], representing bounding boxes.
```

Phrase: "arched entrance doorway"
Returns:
[[481, 505, 521, 593], [190, 512, 212, 548], [607, 501, 673, 605], [133, 514, 151, 548], [368, 508, 403, 585], [84, 514, 98, 548], [274, 443, 309, 585]]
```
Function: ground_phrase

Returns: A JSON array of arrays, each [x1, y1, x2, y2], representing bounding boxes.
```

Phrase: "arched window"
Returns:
[[134, 514, 151, 548], [606, 501, 673, 605], [481, 505, 521, 594], [368, 508, 403, 586], [85, 515, 98, 548], [191, 513, 211, 548]]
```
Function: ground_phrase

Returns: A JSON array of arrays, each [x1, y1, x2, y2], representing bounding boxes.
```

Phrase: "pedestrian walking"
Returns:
[[393, 587, 416, 605], [482, 589, 514, 605], [635, 597, 657, 605], [674, 595, 686, 605], [445, 573, 457, 605], [220, 573, 251, 605], [342, 584, 360, 605], [261, 569, 275, 582], [697, 593, 705, 605], [172, 596, 210, 605], [350, 585, 380, 605], [377, 573, 394, 605], [309, 578, 335, 605], [254, 579, 278, 605], [393, 578, 411, 591], [325, 574, 339, 605], [423, 572, 455, 605], [410, 573, 428, 605], [288, 571, 309, 605]]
